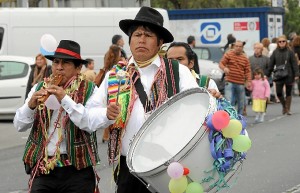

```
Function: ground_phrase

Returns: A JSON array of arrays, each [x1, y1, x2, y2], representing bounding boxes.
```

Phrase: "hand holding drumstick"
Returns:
[[106, 70, 126, 120]]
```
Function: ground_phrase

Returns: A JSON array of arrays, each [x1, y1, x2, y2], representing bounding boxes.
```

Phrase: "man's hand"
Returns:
[[208, 89, 222, 99], [223, 67, 230, 75], [27, 89, 48, 109], [46, 85, 66, 102], [245, 81, 251, 90], [107, 102, 121, 120]]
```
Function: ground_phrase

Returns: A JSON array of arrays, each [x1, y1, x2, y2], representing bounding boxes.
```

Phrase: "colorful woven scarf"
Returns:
[[107, 64, 132, 164], [106, 57, 179, 164]]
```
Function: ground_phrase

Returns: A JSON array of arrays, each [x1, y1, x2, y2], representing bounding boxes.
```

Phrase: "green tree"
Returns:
[[150, 0, 269, 9], [284, 0, 300, 37]]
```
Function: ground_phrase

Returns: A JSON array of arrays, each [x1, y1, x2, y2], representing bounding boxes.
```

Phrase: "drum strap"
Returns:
[[132, 72, 152, 112], [132, 58, 180, 112], [163, 58, 180, 98]]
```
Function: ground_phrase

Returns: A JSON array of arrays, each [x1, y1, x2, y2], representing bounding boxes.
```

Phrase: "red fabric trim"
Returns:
[[56, 48, 81, 59]]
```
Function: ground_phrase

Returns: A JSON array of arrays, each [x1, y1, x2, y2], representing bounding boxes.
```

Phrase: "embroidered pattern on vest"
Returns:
[[22, 74, 98, 174], [107, 57, 179, 164]]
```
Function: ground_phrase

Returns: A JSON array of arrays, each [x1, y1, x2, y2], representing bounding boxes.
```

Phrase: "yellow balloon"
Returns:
[[168, 176, 188, 193], [222, 119, 242, 138], [232, 135, 252, 152]]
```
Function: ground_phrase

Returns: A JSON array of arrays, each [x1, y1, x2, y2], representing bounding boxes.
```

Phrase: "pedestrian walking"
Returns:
[[266, 35, 299, 115]]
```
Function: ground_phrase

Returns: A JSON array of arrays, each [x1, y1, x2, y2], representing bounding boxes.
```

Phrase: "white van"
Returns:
[[0, 8, 170, 70]]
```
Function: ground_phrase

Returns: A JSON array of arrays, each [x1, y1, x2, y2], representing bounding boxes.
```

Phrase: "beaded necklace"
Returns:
[[36, 74, 85, 174]]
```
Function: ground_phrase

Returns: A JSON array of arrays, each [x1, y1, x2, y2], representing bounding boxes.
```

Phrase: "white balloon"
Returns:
[[45, 95, 61, 110], [40, 34, 58, 52]]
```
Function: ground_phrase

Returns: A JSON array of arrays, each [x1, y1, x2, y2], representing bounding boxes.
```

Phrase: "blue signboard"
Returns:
[[200, 22, 221, 44]]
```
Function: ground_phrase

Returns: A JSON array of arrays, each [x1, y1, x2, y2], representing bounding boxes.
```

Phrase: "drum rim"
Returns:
[[127, 87, 216, 176]]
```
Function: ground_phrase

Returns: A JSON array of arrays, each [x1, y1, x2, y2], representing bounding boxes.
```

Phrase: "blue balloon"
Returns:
[[238, 115, 247, 129], [40, 47, 54, 56], [206, 114, 217, 130]]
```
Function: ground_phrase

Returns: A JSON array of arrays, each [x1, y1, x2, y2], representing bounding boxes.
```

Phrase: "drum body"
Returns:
[[127, 88, 240, 193]]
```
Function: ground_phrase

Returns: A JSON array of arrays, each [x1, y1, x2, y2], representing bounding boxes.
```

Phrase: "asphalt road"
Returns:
[[1, 96, 300, 193]]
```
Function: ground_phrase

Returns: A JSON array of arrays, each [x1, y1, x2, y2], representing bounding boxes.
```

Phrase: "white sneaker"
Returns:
[[259, 113, 265, 123]]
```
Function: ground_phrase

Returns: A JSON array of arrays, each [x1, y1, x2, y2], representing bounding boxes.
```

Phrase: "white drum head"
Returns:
[[129, 88, 214, 173]]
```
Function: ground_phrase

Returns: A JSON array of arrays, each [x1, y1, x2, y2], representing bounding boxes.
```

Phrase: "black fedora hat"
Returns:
[[119, 6, 174, 43], [45, 40, 88, 64]]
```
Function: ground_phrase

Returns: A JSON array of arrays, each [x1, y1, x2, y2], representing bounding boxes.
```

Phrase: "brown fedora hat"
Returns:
[[45, 40, 88, 64], [119, 6, 174, 43]]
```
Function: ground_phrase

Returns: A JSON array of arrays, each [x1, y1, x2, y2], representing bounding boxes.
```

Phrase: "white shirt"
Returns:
[[193, 70, 219, 91], [92, 56, 198, 156], [207, 79, 219, 91], [14, 84, 114, 156]]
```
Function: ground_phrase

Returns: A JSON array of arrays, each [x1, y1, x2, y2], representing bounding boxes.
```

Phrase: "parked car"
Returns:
[[0, 55, 34, 120], [193, 46, 225, 93], [198, 59, 222, 79], [193, 46, 224, 63]]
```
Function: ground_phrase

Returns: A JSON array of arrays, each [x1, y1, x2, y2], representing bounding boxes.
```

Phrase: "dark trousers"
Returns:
[[114, 156, 152, 193], [276, 82, 293, 97], [31, 166, 95, 193]]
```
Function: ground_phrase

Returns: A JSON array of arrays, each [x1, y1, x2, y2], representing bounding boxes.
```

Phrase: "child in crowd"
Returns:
[[249, 69, 271, 123]]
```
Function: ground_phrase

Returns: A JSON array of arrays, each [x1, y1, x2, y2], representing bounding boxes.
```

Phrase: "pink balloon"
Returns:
[[167, 162, 184, 179], [212, 110, 230, 131]]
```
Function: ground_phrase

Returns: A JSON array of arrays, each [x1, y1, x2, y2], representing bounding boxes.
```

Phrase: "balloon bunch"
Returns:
[[167, 162, 203, 193], [166, 99, 251, 193], [194, 98, 251, 190], [40, 34, 58, 56], [207, 113, 251, 153], [207, 99, 251, 150], [206, 98, 251, 173]]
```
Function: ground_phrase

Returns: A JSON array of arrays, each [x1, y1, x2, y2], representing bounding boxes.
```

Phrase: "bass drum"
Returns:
[[127, 87, 241, 193]]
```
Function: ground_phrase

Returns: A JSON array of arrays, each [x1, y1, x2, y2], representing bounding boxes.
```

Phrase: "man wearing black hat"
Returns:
[[93, 6, 198, 193], [14, 40, 103, 193]]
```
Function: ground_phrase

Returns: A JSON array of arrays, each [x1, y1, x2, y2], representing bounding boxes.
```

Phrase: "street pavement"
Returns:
[[1, 95, 300, 193]]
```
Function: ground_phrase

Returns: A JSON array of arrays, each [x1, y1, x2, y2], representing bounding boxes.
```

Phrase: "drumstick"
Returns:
[[38, 74, 63, 103]]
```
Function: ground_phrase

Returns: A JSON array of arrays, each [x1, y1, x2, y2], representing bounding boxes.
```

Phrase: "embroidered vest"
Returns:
[[106, 57, 179, 163], [22, 79, 99, 170]]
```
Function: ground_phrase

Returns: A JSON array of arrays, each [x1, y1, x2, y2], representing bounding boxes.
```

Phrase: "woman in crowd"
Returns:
[[261, 37, 270, 57], [94, 44, 122, 87], [267, 35, 299, 115], [25, 53, 51, 98]]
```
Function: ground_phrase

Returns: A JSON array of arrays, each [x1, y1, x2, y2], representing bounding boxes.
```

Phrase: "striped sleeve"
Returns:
[[223, 51, 252, 85]]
